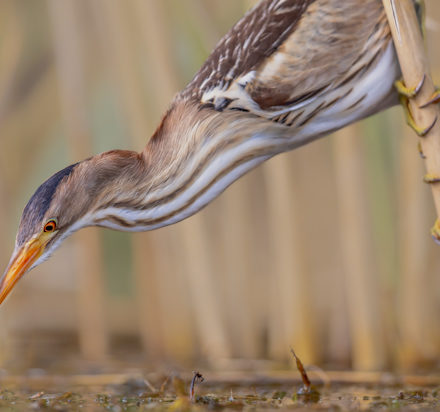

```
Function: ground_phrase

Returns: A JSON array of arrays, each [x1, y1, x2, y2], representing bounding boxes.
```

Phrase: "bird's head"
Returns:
[[0, 162, 87, 304], [0, 150, 142, 304]]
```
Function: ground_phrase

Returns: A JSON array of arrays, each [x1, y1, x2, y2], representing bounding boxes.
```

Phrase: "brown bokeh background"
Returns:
[[0, 0, 439, 373]]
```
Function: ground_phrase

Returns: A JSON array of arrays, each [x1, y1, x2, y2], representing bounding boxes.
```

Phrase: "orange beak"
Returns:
[[0, 237, 46, 304]]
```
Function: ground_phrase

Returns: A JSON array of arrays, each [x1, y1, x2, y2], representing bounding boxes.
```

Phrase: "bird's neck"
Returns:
[[91, 100, 289, 231]]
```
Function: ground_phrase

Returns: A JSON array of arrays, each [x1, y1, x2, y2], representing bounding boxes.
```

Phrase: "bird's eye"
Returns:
[[43, 219, 57, 233]]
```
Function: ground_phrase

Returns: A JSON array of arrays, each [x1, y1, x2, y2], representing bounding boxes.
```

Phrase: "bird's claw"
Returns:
[[395, 75, 425, 98], [431, 219, 440, 245], [420, 87, 440, 108], [399, 95, 437, 136], [417, 141, 426, 159], [423, 173, 440, 184], [395, 74, 440, 109], [395, 76, 437, 136]]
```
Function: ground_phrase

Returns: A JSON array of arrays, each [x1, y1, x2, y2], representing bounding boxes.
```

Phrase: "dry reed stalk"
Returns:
[[0, 5, 62, 364], [0, 2, 54, 187], [262, 154, 317, 363], [133, 0, 178, 103], [382, 0, 440, 241], [130, 0, 187, 360], [131, 236, 166, 361], [177, 0, 263, 358], [1, 62, 62, 270], [91, 0, 153, 144], [246, 167, 274, 359], [91, 0, 170, 359], [397, 121, 438, 369], [332, 125, 386, 371], [47, 0, 109, 361], [152, 229, 199, 361], [2, 66, 59, 181], [294, 140, 350, 366]]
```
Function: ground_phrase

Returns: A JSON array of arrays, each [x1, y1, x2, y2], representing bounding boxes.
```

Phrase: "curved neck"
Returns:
[[90, 101, 288, 231]]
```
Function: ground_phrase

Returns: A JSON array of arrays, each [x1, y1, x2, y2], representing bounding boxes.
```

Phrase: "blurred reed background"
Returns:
[[0, 0, 439, 374]]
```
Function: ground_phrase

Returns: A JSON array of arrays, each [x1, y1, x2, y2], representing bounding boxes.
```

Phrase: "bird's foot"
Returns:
[[399, 94, 437, 136], [395, 75, 440, 108], [396, 76, 438, 136], [431, 219, 440, 245]]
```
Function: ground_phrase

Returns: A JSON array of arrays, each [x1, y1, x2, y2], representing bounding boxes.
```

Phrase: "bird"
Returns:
[[0, 0, 418, 304]]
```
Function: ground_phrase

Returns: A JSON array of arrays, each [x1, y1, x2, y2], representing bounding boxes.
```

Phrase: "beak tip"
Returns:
[[0, 240, 45, 305]]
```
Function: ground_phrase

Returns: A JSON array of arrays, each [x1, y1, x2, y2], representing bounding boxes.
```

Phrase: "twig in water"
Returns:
[[290, 347, 311, 391], [143, 378, 157, 393], [189, 371, 204, 402], [290, 347, 321, 403]]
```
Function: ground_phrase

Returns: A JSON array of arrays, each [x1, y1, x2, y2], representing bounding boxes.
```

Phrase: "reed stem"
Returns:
[[382, 0, 440, 242]]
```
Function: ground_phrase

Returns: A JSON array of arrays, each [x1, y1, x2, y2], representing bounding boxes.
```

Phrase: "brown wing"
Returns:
[[181, 0, 315, 100], [181, 0, 392, 122]]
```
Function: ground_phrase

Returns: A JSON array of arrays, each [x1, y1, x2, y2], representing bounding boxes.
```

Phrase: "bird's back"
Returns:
[[180, 0, 398, 138]]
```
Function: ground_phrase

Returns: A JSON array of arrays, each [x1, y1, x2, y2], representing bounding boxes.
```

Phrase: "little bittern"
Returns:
[[0, 0, 425, 303]]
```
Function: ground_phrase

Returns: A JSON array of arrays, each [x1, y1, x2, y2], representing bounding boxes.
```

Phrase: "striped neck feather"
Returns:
[[91, 104, 290, 231]]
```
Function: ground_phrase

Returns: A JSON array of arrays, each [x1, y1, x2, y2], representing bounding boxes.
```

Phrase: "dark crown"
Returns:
[[17, 163, 78, 245]]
